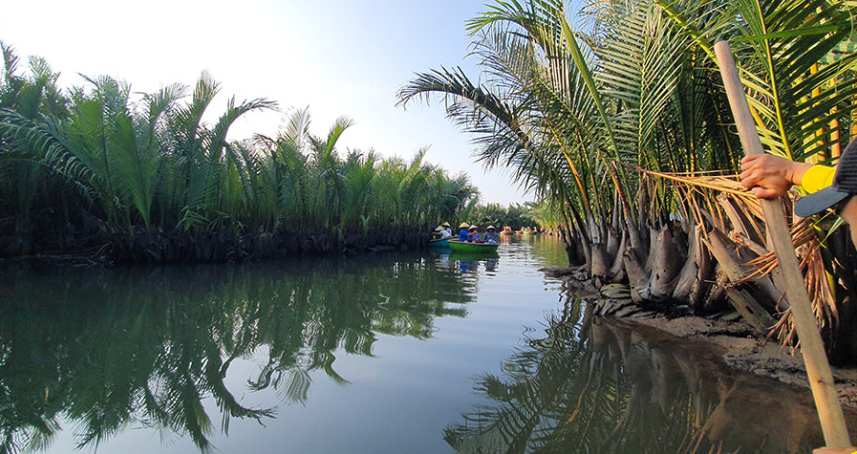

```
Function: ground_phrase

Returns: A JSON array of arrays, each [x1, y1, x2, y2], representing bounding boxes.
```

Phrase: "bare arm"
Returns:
[[813, 447, 857, 454], [740, 154, 813, 199]]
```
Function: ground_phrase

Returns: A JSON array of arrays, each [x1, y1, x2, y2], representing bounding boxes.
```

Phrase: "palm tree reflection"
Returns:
[[445, 299, 857, 453], [0, 253, 470, 452]]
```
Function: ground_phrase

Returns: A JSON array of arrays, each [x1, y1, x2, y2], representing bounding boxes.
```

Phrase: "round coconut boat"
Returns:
[[430, 237, 451, 249], [448, 239, 499, 254]]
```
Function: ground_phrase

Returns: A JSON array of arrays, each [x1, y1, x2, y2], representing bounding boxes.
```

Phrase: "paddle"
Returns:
[[715, 40, 851, 447]]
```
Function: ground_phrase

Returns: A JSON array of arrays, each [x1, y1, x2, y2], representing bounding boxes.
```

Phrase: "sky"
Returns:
[[0, 0, 534, 206]]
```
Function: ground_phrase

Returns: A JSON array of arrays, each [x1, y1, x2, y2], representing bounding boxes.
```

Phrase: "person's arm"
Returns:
[[813, 447, 857, 454], [740, 154, 815, 198]]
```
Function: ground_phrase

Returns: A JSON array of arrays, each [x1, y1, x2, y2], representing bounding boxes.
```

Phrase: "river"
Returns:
[[0, 235, 846, 453]]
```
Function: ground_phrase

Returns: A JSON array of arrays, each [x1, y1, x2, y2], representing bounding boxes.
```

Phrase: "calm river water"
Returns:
[[0, 235, 851, 453]]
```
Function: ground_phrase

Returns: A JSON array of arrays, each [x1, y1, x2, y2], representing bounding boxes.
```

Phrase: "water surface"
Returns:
[[0, 235, 850, 453]]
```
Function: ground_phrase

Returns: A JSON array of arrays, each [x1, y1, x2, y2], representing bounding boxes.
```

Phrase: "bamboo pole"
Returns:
[[714, 40, 851, 448]]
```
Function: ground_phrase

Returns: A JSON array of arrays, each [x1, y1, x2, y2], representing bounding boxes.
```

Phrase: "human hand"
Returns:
[[739, 154, 812, 199], [813, 447, 857, 454]]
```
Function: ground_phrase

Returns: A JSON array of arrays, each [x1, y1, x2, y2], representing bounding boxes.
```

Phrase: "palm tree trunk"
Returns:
[[672, 223, 714, 308]]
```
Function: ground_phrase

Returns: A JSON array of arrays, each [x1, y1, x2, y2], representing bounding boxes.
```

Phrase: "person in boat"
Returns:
[[438, 225, 452, 239], [740, 136, 857, 244], [458, 222, 471, 241], [466, 225, 482, 242], [483, 225, 500, 244], [442, 222, 453, 237]]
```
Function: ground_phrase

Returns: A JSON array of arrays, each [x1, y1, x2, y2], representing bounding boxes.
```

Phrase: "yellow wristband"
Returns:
[[801, 164, 836, 194]]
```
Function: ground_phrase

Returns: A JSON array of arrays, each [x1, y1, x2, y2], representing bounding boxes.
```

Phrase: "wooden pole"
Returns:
[[714, 40, 851, 448]]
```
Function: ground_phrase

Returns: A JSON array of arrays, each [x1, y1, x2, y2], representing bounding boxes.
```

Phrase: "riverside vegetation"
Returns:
[[4, 0, 857, 361], [0, 47, 479, 263], [398, 0, 857, 362]]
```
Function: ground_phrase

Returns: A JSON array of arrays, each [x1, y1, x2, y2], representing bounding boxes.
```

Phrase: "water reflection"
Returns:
[[0, 253, 472, 452], [6, 237, 837, 454], [525, 235, 568, 269], [444, 301, 857, 454], [485, 258, 498, 274]]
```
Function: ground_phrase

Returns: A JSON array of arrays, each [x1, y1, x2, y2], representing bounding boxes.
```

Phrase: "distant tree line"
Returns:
[[459, 202, 541, 231]]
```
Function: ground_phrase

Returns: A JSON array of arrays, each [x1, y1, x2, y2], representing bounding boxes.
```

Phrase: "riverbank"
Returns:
[[542, 266, 857, 411], [0, 225, 433, 265], [633, 315, 857, 408]]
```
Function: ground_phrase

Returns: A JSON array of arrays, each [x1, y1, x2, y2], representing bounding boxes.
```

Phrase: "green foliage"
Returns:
[[462, 202, 540, 230], [250, 109, 478, 231], [0, 48, 479, 256], [400, 0, 857, 247]]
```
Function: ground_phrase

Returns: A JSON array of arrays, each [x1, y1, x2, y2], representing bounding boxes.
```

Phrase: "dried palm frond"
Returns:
[[745, 217, 838, 344], [625, 163, 836, 345]]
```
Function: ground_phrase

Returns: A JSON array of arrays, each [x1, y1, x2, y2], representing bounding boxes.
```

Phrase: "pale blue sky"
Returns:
[[1, 0, 534, 205]]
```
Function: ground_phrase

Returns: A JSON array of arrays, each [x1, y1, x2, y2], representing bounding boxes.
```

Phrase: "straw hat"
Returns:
[[469, 225, 479, 231], [486, 225, 496, 230], [442, 222, 450, 227], [435, 226, 444, 231], [459, 222, 470, 229]]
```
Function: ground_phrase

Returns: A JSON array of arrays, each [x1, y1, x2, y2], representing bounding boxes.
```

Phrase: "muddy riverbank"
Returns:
[[542, 266, 857, 411], [631, 315, 857, 408], [0, 224, 433, 265]]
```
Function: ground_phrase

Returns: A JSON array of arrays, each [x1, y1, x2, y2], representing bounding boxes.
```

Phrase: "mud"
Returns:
[[630, 314, 857, 410], [541, 266, 857, 411]]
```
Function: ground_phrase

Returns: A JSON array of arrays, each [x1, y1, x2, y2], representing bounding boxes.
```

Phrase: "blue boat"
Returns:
[[430, 237, 451, 248]]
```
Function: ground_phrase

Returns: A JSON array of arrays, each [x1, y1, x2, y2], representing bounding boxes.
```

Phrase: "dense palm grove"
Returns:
[[0, 48, 479, 262], [400, 0, 857, 358]]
